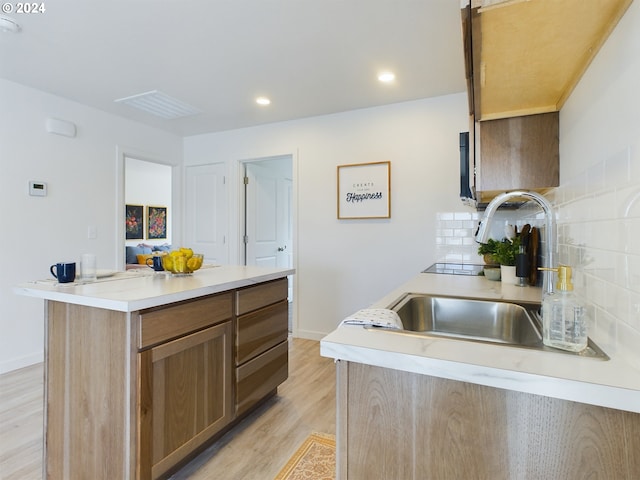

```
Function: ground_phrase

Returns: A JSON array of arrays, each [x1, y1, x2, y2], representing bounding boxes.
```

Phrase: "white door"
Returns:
[[245, 162, 286, 267], [185, 163, 228, 264]]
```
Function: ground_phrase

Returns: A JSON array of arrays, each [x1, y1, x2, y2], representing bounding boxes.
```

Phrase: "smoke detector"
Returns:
[[0, 15, 21, 33]]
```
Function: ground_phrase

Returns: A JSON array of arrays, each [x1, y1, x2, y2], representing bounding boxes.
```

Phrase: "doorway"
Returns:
[[241, 155, 294, 328], [123, 156, 173, 264]]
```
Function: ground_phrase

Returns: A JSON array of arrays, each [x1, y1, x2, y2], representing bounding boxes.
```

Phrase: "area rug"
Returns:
[[274, 432, 336, 480]]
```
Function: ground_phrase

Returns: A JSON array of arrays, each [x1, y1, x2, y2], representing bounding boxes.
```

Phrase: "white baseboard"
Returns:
[[292, 329, 329, 341], [0, 351, 43, 375]]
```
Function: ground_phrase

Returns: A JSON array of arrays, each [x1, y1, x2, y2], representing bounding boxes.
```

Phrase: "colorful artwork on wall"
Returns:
[[146, 206, 167, 240], [125, 204, 144, 240]]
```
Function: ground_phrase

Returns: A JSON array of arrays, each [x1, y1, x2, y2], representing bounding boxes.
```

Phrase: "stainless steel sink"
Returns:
[[392, 293, 540, 345], [380, 293, 608, 359]]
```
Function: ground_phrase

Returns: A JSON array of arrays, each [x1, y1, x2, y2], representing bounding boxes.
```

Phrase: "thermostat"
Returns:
[[29, 181, 47, 197]]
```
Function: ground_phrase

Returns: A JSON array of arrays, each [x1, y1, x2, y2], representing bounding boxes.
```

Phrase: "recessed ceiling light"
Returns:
[[0, 15, 21, 33], [256, 97, 271, 106], [378, 72, 396, 83]]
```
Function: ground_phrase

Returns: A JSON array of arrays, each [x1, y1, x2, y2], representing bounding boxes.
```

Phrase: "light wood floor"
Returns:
[[0, 337, 336, 480]]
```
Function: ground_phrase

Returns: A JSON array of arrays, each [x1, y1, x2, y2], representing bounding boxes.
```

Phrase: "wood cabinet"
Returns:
[[463, 0, 632, 121], [45, 302, 133, 480], [461, 0, 631, 206], [137, 293, 233, 479], [474, 112, 559, 205], [42, 277, 290, 480], [235, 278, 289, 415], [336, 361, 640, 479]]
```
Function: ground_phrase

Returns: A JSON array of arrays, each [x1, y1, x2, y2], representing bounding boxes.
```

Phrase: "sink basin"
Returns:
[[391, 293, 541, 345], [382, 293, 608, 359]]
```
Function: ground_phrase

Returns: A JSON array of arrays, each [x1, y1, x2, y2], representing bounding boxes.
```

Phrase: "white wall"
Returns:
[[555, 0, 640, 369], [185, 94, 470, 339], [0, 79, 183, 373]]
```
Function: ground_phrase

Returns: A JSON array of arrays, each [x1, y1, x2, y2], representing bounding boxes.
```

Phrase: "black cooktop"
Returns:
[[422, 263, 485, 276]]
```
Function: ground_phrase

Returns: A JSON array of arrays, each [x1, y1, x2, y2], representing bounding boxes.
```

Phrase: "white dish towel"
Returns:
[[340, 308, 404, 330]]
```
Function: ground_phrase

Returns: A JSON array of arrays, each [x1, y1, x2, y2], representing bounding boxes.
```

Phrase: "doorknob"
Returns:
[[277, 246, 287, 252]]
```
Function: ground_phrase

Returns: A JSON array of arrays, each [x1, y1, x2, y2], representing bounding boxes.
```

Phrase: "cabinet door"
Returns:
[[138, 321, 233, 480], [476, 112, 559, 198]]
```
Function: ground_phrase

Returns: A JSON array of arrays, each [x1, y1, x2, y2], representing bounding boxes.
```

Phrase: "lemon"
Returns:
[[187, 258, 198, 271], [174, 256, 187, 273], [163, 256, 174, 271]]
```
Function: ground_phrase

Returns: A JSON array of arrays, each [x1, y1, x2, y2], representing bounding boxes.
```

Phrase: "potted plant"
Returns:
[[477, 238, 500, 265], [495, 237, 521, 284], [494, 237, 521, 267], [478, 237, 521, 283]]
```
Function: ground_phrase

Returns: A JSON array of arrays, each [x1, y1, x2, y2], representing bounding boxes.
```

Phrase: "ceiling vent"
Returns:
[[114, 90, 201, 119]]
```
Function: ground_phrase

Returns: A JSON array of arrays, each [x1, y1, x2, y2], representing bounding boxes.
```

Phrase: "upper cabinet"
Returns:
[[475, 111, 559, 205], [464, 0, 633, 121], [461, 0, 632, 207]]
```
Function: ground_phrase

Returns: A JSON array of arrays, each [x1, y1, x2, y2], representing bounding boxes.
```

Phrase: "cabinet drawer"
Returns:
[[138, 292, 233, 349], [236, 300, 288, 366], [236, 278, 288, 316], [236, 340, 288, 416]]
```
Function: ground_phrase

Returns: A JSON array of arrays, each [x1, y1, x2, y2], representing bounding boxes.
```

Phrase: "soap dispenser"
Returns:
[[541, 265, 588, 352]]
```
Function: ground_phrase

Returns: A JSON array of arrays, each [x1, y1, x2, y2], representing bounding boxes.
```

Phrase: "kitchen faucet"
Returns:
[[475, 191, 556, 296]]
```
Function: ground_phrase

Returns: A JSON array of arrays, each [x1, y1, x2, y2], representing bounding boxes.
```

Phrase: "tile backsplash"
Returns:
[[435, 209, 546, 265], [438, 153, 640, 369], [552, 146, 640, 370], [435, 211, 482, 264]]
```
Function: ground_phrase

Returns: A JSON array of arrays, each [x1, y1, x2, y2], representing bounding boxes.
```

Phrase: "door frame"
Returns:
[[237, 152, 298, 334]]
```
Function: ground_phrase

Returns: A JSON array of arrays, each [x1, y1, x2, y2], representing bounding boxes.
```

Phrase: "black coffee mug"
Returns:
[[146, 256, 164, 272], [50, 262, 76, 283]]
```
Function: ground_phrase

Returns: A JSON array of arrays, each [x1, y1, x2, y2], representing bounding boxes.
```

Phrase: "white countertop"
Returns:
[[15, 265, 294, 312], [321, 272, 640, 413]]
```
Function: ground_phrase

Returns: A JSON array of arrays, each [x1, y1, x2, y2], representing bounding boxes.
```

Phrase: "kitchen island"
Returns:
[[16, 265, 294, 480], [321, 272, 640, 479]]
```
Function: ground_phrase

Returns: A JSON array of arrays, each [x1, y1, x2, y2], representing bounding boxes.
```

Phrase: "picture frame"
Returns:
[[125, 204, 144, 240], [337, 161, 391, 219], [146, 206, 167, 239]]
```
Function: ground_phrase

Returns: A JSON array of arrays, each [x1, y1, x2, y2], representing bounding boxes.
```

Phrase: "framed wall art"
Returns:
[[146, 206, 167, 239], [125, 204, 144, 240], [337, 161, 391, 219]]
